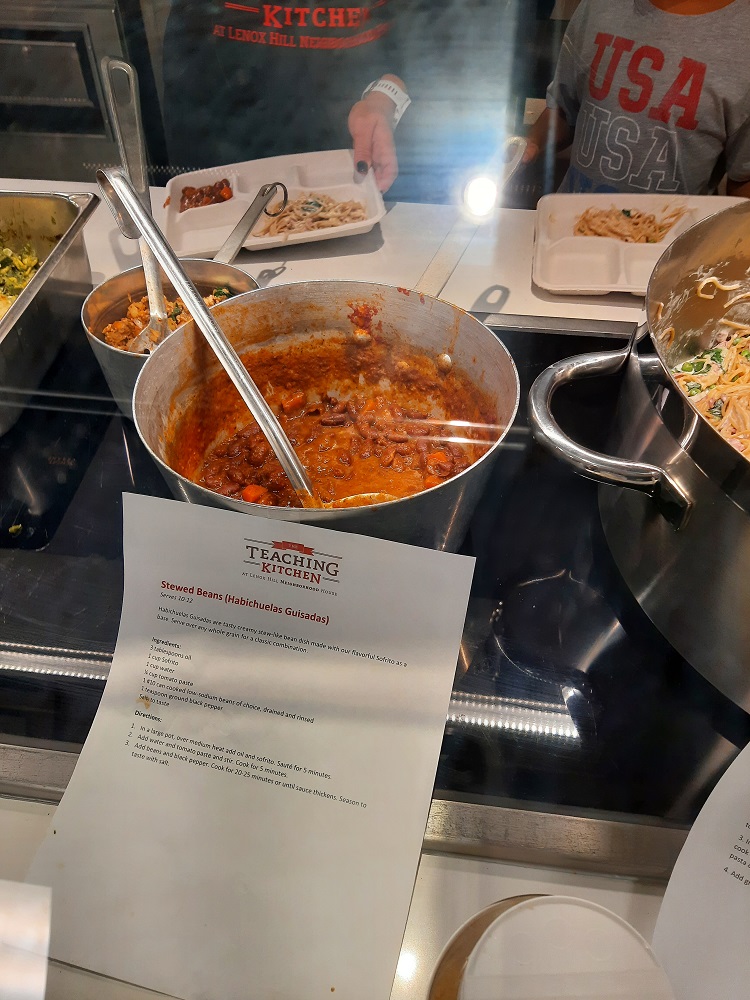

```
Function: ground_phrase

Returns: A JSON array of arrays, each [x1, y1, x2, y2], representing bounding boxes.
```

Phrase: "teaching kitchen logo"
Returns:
[[243, 537, 342, 590]]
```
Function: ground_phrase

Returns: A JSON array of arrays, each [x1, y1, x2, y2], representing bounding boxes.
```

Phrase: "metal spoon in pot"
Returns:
[[96, 167, 395, 509], [102, 57, 290, 355], [101, 56, 170, 355], [126, 185, 288, 352]]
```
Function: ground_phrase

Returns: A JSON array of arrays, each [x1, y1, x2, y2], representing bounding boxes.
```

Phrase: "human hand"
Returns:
[[522, 139, 541, 165], [348, 92, 399, 193], [521, 108, 571, 166]]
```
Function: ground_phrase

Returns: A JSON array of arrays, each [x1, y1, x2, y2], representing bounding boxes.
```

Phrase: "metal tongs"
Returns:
[[130, 176, 287, 354], [212, 183, 288, 265]]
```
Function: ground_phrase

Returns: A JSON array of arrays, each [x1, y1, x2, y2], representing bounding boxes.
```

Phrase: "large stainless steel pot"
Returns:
[[529, 199, 750, 712], [133, 280, 520, 551]]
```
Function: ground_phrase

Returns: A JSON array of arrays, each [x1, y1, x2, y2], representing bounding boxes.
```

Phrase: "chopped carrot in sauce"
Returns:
[[281, 391, 306, 415], [240, 484, 271, 504]]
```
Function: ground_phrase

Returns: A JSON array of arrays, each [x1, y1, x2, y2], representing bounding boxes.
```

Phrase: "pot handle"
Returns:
[[528, 348, 692, 529]]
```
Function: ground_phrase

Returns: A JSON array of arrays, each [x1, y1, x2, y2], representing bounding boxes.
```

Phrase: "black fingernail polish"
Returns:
[[356, 160, 369, 174]]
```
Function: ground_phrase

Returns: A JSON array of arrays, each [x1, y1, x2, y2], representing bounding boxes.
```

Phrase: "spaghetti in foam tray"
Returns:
[[254, 192, 366, 237], [574, 204, 687, 244]]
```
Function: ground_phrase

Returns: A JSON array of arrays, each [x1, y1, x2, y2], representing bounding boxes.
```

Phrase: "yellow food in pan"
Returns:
[[0, 245, 40, 319]]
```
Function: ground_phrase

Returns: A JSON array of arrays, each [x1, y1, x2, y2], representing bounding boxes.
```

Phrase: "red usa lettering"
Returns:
[[262, 5, 369, 29], [647, 57, 705, 131], [589, 33, 705, 131]]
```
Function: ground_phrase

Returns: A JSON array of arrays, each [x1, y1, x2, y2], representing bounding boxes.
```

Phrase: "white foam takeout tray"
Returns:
[[533, 193, 743, 297], [162, 149, 386, 257]]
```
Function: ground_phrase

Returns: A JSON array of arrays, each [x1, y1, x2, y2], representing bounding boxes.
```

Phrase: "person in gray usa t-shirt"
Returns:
[[524, 0, 750, 196]]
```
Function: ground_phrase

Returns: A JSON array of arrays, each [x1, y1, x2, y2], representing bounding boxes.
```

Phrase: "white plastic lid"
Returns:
[[459, 895, 675, 1000]]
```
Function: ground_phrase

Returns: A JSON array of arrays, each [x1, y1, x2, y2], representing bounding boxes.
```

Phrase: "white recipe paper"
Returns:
[[28, 493, 474, 1000], [653, 740, 750, 999]]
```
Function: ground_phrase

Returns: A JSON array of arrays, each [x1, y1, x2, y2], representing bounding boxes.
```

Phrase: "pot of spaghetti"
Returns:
[[528, 198, 750, 712], [132, 280, 520, 551]]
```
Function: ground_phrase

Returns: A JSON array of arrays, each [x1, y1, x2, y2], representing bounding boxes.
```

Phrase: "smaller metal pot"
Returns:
[[81, 257, 258, 419]]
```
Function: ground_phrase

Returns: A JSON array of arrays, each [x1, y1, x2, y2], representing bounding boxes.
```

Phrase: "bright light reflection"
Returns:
[[396, 951, 418, 982], [446, 694, 580, 742], [464, 176, 498, 218]]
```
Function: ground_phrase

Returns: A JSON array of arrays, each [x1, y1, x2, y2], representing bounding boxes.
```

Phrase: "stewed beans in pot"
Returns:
[[168, 328, 498, 508], [199, 391, 475, 506]]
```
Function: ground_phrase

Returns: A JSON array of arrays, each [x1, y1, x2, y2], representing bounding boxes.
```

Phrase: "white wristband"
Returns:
[[361, 78, 411, 127]]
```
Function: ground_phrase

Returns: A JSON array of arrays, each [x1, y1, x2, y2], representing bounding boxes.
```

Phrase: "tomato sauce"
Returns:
[[168, 330, 498, 508]]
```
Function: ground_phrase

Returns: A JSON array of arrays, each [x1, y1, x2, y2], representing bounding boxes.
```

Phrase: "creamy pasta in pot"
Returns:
[[671, 277, 750, 454]]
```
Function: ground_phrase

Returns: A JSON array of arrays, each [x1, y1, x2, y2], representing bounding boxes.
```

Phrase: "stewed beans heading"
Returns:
[[199, 391, 475, 506], [169, 328, 498, 509]]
